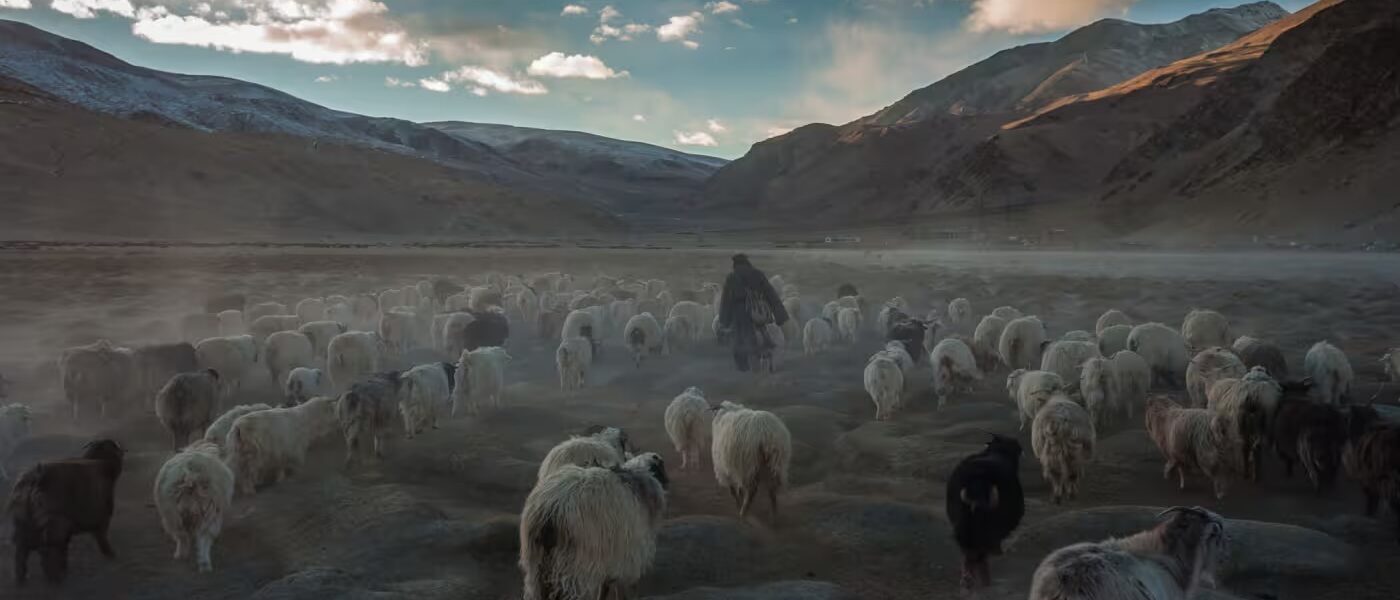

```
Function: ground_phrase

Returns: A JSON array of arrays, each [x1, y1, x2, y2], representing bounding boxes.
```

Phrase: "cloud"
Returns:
[[528, 52, 627, 79], [560, 4, 587, 16], [418, 77, 450, 92], [787, 16, 798, 24], [130, 0, 428, 66], [731, 18, 752, 29], [313, 74, 337, 82], [50, 0, 133, 19], [965, 0, 1135, 34], [632, 114, 646, 122], [673, 130, 718, 147], [681, 40, 699, 49], [706, 118, 727, 133], [705, 1, 740, 14], [599, 4, 620, 23], [384, 76, 416, 87], [764, 126, 793, 138], [0, 0, 32, 9], [435, 65, 547, 95], [589, 6, 651, 43], [657, 12, 703, 46]]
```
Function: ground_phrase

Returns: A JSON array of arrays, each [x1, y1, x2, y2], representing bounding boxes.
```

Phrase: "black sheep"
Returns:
[[1272, 380, 1346, 492], [946, 433, 1024, 590], [886, 315, 931, 365], [464, 309, 510, 351], [1343, 405, 1400, 542], [9, 439, 126, 585]]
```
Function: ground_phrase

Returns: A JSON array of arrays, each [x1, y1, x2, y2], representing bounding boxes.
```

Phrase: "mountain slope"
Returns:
[[0, 19, 725, 215], [697, 2, 1290, 225]]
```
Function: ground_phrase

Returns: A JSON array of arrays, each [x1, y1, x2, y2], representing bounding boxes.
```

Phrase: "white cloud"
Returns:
[[632, 114, 646, 122], [384, 76, 416, 88], [470, 87, 488, 96], [731, 18, 752, 29], [418, 77, 450, 92], [681, 39, 699, 49], [966, 0, 1135, 34], [130, 0, 428, 66], [673, 130, 718, 147], [705, 1, 740, 14], [436, 65, 547, 95], [0, 0, 32, 9], [560, 4, 587, 16], [706, 118, 727, 133], [787, 16, 798, 24], [527, 52, 628, 79], [658, 12, 703, 44], [313, 74, 337, 83], [590, 7, 650, 43], [50, 0, 133, 19], [599, 4, 620, 22]]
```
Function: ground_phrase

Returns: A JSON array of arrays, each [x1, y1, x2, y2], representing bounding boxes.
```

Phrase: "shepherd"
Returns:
[[718, 254, 790, 372]]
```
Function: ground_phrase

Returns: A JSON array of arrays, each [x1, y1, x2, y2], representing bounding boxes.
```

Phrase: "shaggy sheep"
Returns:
[[323, 303, 353, 329], [378, 308, 423, 356], [514, 287, 540, 337], [875, 297, 911, 336], [204, 293, 245, 315], [837, 307, 862, 344], [888, 316, 931, 366], [1185, 347, 1246, 408], [712, 401, 792, 522], [153, 440, 234, 572], [1007, 369, 1065, 431], [932, 338, 983, 408], [1097, 324, 1132, 357], [947, 298, 974, 333], [1110, 351, 1150, 421], [1233, 335, 1289, 379], [1095, 309, 1134, 338], [326, 331, 382, 393], [1028, 506, 1228, 600], [350, 294, 380, 332], [1205, 367, 1282, 481], [458, 347, 509, 415], [1181, 309, 1231, 354], [562, 308, 597, 349], [338, 372, 403, 467], [780, 300, 801, 348], [865, 353, 905, 421], [662, 314, 696, 355], [946, 434, 1024, 590], [377, 289, 404, 312], [437, 311, 475, 360], [247, 315, 301, 347], [155, 369, 220, 451], [294, 298, 325, 325], [758, 323, 786, 373], [1081, 357, 1119, 429], [1127, 323, 1190, 388], [194, 335, 258, 402], [202, 403, 273, 449], [556, 337, 594, 392], [624, 313, 664, 368], [1271, 381, 1345, 491], [991, 306, 1022, 321], [399, 362, 455, 436], [803, 318, 834, 356], [1343, 405, 1400, 540], [1304, 341, 1353, 405], [179, 313, 221, 344], [1031, 393, 1095, 504], [462, 308, 510, 352], [60, 339, 136, 420], [821, 300, 842, 323], [972, 316, 1008, 372], [9, 440, 125, 584], [1040, 340, 1100, 394], [1145, 395, 1230, 498], [609, 299, 638, 339], [537, 427, 630, 481], [263, 331, 314, 392], [402, 286, 422, 309], [217, 310, 244, 337], [226, 397, 337, 494], [0, 403, 33, 482], [468, 286, 504, 313], [298, 320, 347, 360], [245, 302, 288, 324], [283, 367, 326, 407], [132, 343, 200, 410], [519, 453, 668, 600], [999, 316, 1048, 372], [665, 387, 710, 471]]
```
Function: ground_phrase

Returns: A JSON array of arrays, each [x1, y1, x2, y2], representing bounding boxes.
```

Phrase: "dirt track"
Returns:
[[1, 246, 1398, 600]]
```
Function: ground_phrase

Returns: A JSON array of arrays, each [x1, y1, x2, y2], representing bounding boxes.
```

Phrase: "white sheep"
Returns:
[[1094, 309, 1132, 337], [821, 300, 841, 323], [283, 367, 327, 407], [263, 331, 314, 392], [837, 307, 862, 344], [337, 373, 402, 466], [1081, 350, 1151, 429], [1181, 309, 1231, 353], [515, 287, 540, 337], [246, 302, 288, 324], [662, 314, 696, 355], [350, 294, 380, 332], [875, 297, 911, 337], [1007, 369, 1065, 431], [609, 299, 638, 339], [623, 313, 663, 367], [155, 369, 221, 451], [1061, 330, 1095, 342], [712, 401, 792, 522], [437, 311, 475, 360], [999, 316, 1047, 371], [931, 338, 982, 408], [1127, 323, 1189, 388], [556, 337, 593, 392], [402, 285, 422, 309], [1097, 324, 1132, 357], [194, 335, 258, 402], [0, 403, 33, 481], [1184, 347, 1245, 408], [537, 427, 630, 481], [1031, 392, 1095, 504], [972, 315, 1008, 371], [323, 303, 353, 329], [203, 403, 272, 450], [990, 306, 1022, 321], [217, 310, 244, 337], [865, 353, 905, 421], [1145, 395, 1229, 498], [562, 308, 596, 343], [225, 396, 338, 495], [519, 453, 668, 600], [1304, 341, 1353, 405], [947, 298, 974, 333], [1040, 340, 1100, 394], [294, 298, 325, 326], [399, 362, 454, 436], [59, 339, 136, 420], [297, 320, 346, 360], [326, 331, 382, 393], [1206, 367, 1281, 482], [180, 313, 220, 344], [458, 347, 510, 415], [1028, 506, 1228, 600], [378, 308, 423, 356], [667, 300, 706, 332], [882, 340, 915, 377], [665, 387, 710, 471], [248, 315, 300, 347], [378, 288, 405, 311], [153, 440, 235, 572], [803, 318, 834, 356]]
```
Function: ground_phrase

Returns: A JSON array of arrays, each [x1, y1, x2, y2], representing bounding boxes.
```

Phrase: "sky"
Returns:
[[0, 0, 1311, 158]]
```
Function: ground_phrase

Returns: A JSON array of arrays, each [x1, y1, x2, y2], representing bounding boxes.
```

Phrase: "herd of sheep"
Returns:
[[1, 268, 1398, 599]]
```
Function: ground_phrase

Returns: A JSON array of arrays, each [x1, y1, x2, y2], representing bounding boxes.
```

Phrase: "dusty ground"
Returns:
[[1, 246, 1398, 600]]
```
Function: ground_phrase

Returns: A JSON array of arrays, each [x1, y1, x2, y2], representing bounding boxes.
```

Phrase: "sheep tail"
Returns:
[[173, 477, 212, 533], [522, 516, 561, 600]]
